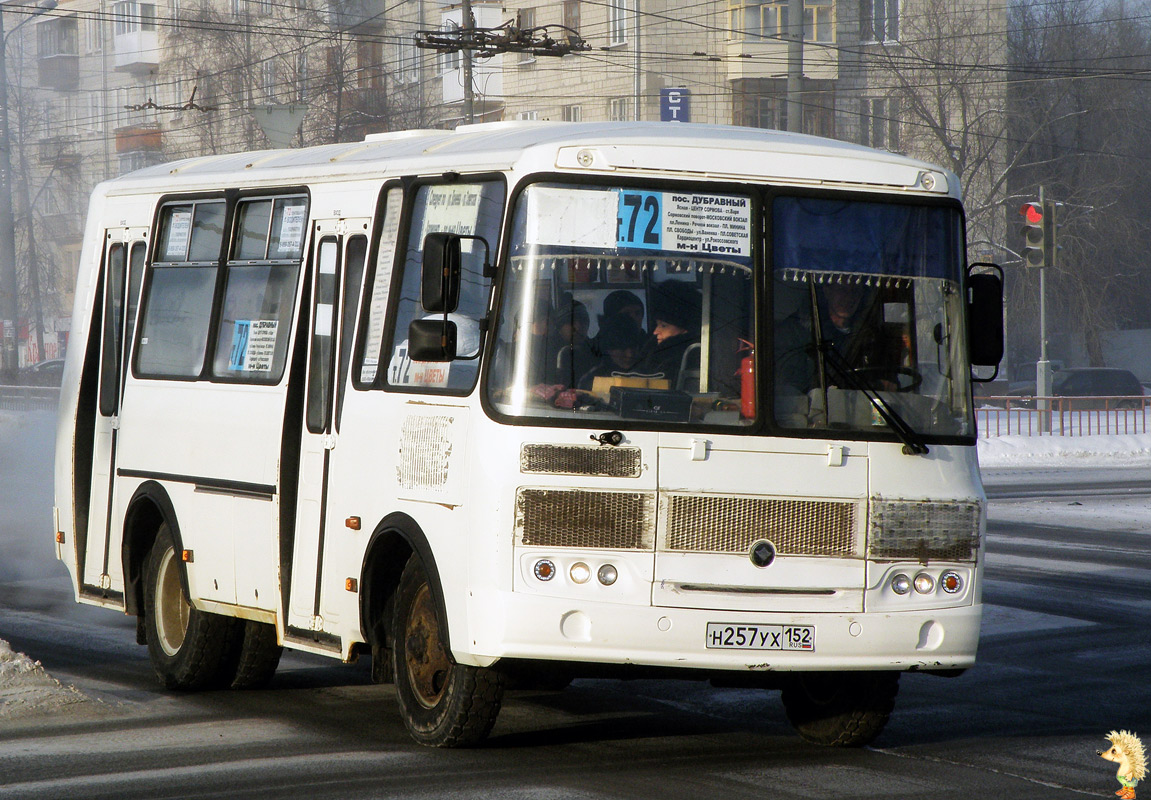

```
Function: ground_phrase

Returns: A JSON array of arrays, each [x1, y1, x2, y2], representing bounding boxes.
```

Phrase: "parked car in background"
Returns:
[[1006, 367, 1144, 409], [17, 358, 65, 386]]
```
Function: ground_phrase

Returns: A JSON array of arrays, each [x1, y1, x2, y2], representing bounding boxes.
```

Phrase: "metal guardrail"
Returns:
[[0, 385, 60, 411], [976, 396, 1150, 437]]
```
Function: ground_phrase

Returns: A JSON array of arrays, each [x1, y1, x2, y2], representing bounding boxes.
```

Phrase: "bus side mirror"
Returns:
[[408, 318, 458, 362], [422, 232, 462, 313], [966, 264, 1004, 376]]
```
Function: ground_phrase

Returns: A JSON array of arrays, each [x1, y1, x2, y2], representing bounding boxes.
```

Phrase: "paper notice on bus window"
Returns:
[[616, 191, 751, 258], [164, 209, 192, 260], [526, 187, 617, 248], [420, 185, 484, 252], [388, 340, 450, 388], [275, 203, 307, 257], [228, 319, 279, 372]]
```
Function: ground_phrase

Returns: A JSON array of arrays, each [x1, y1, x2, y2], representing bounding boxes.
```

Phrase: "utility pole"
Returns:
[[633, 0, 641, 121], [460, 0, 474, 123], [786, 0, 802, 132], [0, 0, 58, 381]]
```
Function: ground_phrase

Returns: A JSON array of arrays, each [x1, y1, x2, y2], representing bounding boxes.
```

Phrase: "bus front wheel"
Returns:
[[780, 671, 900, 747], [143, 525, 241, 690], [391, 556, 504, 747]]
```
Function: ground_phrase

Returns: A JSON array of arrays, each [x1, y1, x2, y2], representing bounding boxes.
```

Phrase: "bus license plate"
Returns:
[[705, 623, 815, 651]]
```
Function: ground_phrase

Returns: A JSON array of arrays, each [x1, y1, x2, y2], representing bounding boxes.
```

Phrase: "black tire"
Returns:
[[780, 671, 900, 747], [391, 556, 504, 747], [229, 620, 283, 689], [143, 524, 243, 690]]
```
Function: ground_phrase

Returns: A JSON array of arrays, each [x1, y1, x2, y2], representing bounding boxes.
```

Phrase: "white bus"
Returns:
[[54, 121, 1003, 748]]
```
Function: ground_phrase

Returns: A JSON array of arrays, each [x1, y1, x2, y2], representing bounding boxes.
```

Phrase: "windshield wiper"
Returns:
[[816, 341, 929, 456]]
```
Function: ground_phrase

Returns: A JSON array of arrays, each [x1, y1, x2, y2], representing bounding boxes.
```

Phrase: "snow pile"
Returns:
[[978, 433, 1151, 468], [0, 638, 95, 718]]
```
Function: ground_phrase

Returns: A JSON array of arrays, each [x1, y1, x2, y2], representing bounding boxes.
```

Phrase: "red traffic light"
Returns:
[[1020, 202, 1043, 224]]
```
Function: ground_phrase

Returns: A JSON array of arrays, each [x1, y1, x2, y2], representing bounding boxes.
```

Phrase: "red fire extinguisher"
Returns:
[[738, 339, 755, 418]]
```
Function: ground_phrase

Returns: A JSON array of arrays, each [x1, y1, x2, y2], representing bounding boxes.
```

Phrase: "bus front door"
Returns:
[[285, 222, 368, 647], [82, 230, 147, 598]]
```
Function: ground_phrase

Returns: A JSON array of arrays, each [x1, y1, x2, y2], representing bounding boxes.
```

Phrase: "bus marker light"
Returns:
[[914, 573, 935, 594], [940, 571, 963, 594], [576, 149, 595, 167], [891, 574, 911, 595], [570, 562, 591, 584], [534, 559, 556, 581], [597, 564, 618, 586], [346, 578, 358, 592], [55, 531, 65, 543], [182, 549, 194, 563], [345, 516, 361, 531]]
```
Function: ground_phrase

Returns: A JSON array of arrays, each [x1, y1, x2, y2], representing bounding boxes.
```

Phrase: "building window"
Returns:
[[563, 0, 580, 34], [861, 0, 898, 42], [518, 7, 535, 64], [609, 96, 631, 120], [296, 52, 308, 101], [728, 0, 833, 42], [261, 59, 276, 101], [357, 40, 383, 88], [112, 1, 156, 35], [516, 110, 539, 120], [608, 0, 628, 45], [85, 17, 103, 53], [859, 97, 898, 150], [562, 104, 581, 121], [38, 16, 78, 57], [397, 36, 419, 84], [439, 21, 461, 73]]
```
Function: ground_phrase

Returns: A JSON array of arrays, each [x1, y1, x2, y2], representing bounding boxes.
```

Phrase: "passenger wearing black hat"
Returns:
[[577, 314, 647, 389], [635, 280, 701, 389]]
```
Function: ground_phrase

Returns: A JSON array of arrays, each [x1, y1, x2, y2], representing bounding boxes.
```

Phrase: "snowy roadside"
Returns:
[[0, 639, 100, 719]]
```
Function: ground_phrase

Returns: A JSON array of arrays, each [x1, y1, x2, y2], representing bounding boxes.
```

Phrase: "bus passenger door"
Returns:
[[286, 220, 368, 643], [83, 229, 147, 597]]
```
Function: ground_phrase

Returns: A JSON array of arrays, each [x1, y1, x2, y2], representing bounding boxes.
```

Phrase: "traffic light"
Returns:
[[1020, 201, 1044, 268]]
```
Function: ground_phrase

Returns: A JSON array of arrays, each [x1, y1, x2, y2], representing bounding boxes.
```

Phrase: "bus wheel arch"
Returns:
[[359, 513, 445, 682], [121, 481, 184, 621]]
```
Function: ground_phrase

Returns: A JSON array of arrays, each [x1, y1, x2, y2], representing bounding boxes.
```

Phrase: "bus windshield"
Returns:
[[488, 183, 756, 426], [772, 195, 972, 438], [487, 183, 972, 439]]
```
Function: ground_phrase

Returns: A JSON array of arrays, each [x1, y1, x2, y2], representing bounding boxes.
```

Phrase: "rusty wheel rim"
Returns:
[[405, 582, 451, 709]]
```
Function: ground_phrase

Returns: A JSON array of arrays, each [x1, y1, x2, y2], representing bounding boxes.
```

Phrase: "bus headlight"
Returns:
[[940, 570, 963, 594], [534, 559, 556, 581], [597, 564, 618, 586], [569, 562, 591, 584], [890, 573, 912, 595], [913, 573, 935, 594]]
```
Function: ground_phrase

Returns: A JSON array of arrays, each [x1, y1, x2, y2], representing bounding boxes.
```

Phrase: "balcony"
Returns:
[[324, 0, 384, 31], [724, 37, 838, 82], [115, 124, 162, 153], [38, 135, 81, 167], [113, 29, 159, 73]]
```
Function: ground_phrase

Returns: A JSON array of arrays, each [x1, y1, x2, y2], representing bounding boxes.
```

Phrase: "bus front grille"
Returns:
[[661, 494, 859, 557], [520, 444, 642, 478], [516, 488, 656, 549]]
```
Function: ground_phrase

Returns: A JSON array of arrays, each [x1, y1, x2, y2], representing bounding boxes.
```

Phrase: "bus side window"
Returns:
[[383, 179, 504, 394], [136, 201, 225, 378], [210, 195, 308, 382]]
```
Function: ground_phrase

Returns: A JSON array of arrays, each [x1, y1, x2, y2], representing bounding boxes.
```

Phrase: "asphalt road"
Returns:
[[1, 412, 1148, 798]]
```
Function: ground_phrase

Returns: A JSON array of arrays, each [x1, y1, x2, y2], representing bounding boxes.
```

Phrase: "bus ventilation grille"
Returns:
[[867, 499, 981, 562], [520, 443, 642, 478], [516, 488, 655, 549], [661, 494, 858, 557]]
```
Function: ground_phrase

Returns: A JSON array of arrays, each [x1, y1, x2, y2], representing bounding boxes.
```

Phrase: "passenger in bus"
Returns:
[[634, 281, 701, 389], [549, 301, 595, 387], [589, 290, 645, 357], [576, 314, 647, 389]]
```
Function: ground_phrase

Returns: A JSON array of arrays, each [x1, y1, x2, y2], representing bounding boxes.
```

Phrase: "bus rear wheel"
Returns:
[[391, 557, 504, 747], [144, 525, 242, 690], [780, 671, 900, 747]]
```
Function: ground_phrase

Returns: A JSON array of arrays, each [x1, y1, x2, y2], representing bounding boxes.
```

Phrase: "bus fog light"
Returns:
[[890, 573, 912, 595], [569, 562, 591, 584], [940, 570, 963, 594], [914, 573, 935, 594], [534, 559, 556, 581], [597, 564, 618, 586]]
